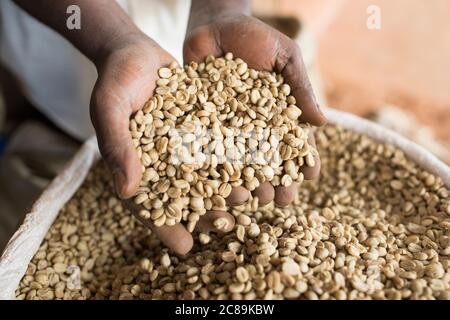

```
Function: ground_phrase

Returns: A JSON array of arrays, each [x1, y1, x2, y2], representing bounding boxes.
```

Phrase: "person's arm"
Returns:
[[13, 0, 142, 65], [13, 0, 163, 199]]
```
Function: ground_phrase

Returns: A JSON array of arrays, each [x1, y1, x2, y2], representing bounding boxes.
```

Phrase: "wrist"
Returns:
[[187, 0, 251, 32]]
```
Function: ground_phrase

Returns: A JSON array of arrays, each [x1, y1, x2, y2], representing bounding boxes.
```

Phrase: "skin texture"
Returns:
[[12, 0, 326, 255]]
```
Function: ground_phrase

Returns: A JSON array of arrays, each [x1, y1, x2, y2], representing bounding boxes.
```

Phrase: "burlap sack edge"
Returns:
[[0, 107, 448, 299], [324, 108, 450, 186], [0, 138, 100, 299]]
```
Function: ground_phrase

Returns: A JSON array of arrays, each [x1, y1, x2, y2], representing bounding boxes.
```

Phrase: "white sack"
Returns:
[[0, 108, 449, 299]]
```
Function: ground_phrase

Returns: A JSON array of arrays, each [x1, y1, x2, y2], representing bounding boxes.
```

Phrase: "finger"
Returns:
[[251, 181, 275, 206], [126, 200, 193, 255], [195, 211, 236, 233], [226, 186, 251, 207], [301, 130, 321, 180], [90, 88, 142, 199], [276, 42, 327, 127], [274, 183, 298, 207], [146, 222, 193, 256]]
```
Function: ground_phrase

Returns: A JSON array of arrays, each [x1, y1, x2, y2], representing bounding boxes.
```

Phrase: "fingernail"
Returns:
[[113, 170, 127, 199]]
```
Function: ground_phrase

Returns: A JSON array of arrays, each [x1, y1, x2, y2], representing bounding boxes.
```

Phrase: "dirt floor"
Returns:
[[254, 0, 450, 161]]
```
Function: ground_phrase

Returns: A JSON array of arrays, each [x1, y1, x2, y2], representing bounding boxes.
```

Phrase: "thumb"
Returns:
[[183, 26, 223, 63], [276, 43, 327, 126], [90, 89, 142, 199]]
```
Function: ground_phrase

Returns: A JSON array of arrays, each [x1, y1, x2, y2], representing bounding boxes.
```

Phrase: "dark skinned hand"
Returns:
[[184, 14, 326, 209], [90, 34, 238, 255]]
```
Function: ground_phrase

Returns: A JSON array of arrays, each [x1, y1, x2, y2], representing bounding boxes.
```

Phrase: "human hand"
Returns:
[[184, 12, 326, 208], [90, 34, 237, 255]]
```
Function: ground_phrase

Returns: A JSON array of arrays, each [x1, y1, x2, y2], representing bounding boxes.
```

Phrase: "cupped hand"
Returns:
[[90, 34, 238, 255], [184, 14, 326, 208]]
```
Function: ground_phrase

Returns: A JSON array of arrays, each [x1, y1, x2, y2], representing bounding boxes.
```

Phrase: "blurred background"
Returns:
[[253, 0, 450, 163], [0, 0, 449, 249]]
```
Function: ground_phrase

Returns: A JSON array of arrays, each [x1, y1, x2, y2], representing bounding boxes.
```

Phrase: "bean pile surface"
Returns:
[[16, 125, 450, 300]]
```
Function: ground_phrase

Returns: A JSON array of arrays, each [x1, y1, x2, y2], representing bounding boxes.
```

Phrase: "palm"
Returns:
[[184, 15, 284, 71], [94, 43, 174, 117]]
